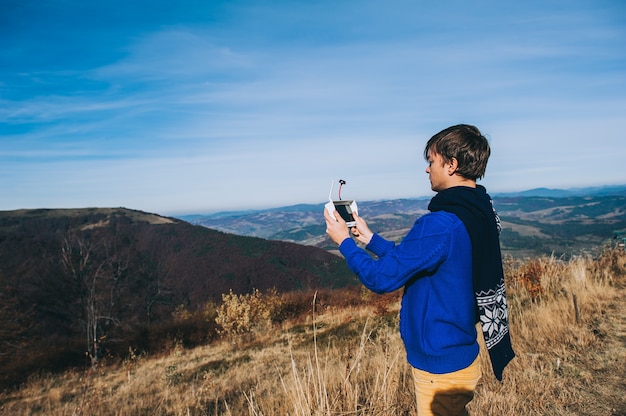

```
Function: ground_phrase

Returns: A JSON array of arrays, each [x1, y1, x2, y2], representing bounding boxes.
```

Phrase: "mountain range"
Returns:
[[1, 184, 624, 388], [179, 185, 626, 258]]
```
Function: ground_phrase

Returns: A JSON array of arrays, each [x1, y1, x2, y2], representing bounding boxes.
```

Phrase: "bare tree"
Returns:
[[61, 234, 123, 368], [145, 260, 173, 324]]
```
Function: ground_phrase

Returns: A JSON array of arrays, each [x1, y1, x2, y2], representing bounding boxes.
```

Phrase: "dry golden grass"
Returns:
[[1, 246, 625, 415]]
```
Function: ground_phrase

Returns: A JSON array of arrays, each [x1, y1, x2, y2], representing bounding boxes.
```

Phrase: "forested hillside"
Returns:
[[0, 208, 356, 388]]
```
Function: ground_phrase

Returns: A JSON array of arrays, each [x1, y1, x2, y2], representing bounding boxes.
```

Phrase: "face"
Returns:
[[425, 151, 449, 192]]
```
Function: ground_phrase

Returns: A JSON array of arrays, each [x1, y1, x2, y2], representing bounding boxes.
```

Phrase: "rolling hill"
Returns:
[[0, 208, 357, 388], [179, 185, 626, 258]]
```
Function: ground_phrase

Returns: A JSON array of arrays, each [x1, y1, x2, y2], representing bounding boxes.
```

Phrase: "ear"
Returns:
[[447, 158, 458, 176]]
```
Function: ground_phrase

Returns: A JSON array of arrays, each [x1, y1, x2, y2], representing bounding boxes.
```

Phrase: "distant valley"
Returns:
[[179, 185, 626, 259]]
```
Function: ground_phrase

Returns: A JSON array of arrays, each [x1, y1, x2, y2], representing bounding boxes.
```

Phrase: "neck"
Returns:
[[447, 175, 476, 189]]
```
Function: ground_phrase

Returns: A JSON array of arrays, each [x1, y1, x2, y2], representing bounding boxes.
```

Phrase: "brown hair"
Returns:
[[423, 124, 491, 180]]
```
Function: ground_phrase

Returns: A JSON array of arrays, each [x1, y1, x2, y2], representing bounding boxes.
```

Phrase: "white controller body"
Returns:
[[326, 199, 358, 227]]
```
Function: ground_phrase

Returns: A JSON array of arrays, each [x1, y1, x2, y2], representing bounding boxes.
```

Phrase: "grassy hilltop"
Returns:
[[1, 244, 625, 415]]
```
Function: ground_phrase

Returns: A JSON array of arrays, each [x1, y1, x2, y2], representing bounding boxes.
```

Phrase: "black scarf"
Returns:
[[429, 185, 515, 381]]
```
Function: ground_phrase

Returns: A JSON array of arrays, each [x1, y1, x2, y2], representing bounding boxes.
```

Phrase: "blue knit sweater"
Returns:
[[339, 210, 480, 374]]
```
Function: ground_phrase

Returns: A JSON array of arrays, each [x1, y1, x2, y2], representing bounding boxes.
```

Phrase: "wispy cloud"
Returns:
[[1, 1, 625, 214]]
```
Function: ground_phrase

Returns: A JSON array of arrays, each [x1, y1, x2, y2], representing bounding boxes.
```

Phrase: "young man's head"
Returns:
[[424, 124, 491, 182]]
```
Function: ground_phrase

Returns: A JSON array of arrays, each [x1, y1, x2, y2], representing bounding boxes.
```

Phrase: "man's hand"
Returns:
[[324, 208, 350, 245], [324, 209, 373, 246], [350, 212, 373, 246]]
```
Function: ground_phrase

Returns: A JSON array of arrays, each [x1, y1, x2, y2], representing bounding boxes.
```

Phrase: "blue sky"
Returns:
[[1, 0, 625, 215]]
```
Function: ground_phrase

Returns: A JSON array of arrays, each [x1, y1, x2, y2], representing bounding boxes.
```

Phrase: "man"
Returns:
[[324, 124, 514, 416]]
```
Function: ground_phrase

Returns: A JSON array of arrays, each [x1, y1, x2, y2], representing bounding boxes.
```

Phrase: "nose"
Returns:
[[425, 165, 430, 174]]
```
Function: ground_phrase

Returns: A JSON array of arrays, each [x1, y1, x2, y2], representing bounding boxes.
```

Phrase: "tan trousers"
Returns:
[[411, 356, 481, 416]]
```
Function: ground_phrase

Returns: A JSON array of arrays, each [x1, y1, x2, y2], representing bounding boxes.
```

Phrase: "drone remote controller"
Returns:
[[325, 180, 358, 227]]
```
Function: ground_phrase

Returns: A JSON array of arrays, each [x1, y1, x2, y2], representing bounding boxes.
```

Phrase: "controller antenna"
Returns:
[[338, 179, 346, 200]]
